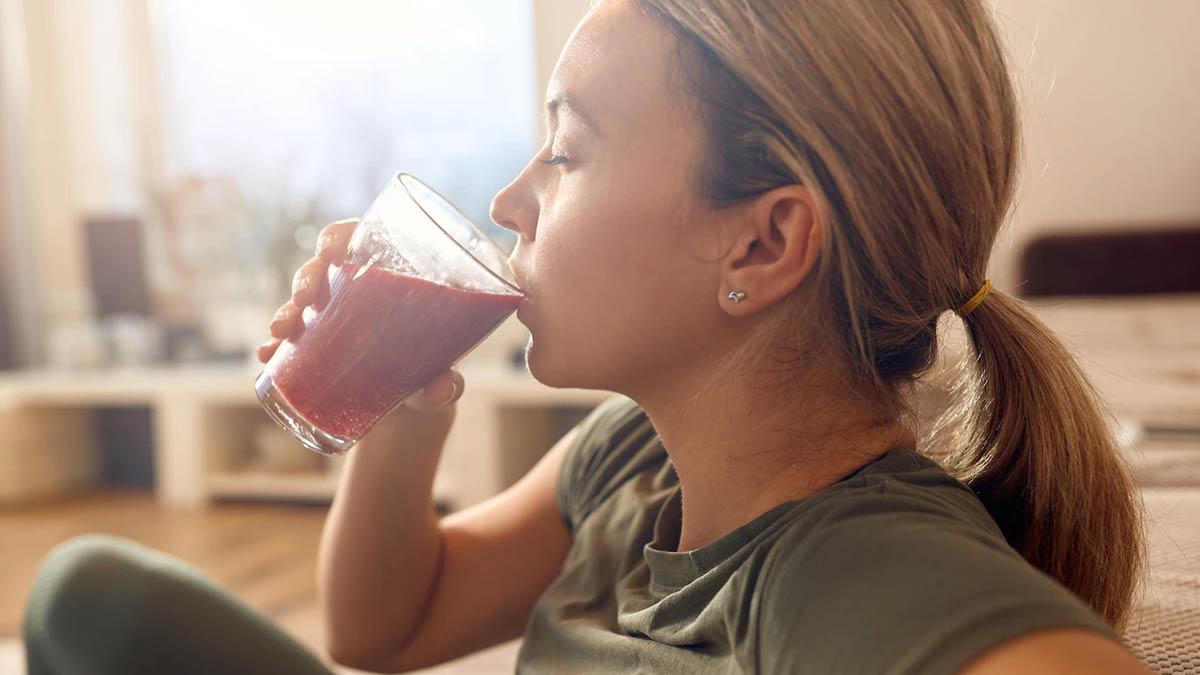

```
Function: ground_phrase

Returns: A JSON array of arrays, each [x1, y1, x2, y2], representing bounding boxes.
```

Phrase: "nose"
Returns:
[[490, 173, 537, 241]]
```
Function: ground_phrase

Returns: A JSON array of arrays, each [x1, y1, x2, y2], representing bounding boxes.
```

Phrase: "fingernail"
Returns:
[[294, 277, 309, 293], [318, 233, 334, 255], [271, 308, 289, 326], [439, 381, 459, 407]]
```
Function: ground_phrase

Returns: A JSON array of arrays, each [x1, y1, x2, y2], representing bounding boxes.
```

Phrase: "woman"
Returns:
[[24, 1, 1152, 673]]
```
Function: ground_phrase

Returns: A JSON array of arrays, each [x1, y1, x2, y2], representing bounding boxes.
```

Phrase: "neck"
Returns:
[[631, 362, 915, 553]]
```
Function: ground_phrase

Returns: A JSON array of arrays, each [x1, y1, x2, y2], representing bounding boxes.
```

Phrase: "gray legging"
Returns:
[[23, 534, 336, 674]]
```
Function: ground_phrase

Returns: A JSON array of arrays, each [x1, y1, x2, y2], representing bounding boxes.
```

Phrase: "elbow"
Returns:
[[323, 622, 404, 673], [327, 643, 406, 674], [318, 586, 422, 671], [326, 631, 430, 674]]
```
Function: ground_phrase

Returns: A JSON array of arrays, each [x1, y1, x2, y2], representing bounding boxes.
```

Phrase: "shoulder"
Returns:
[[955, 628, 1151, 675], [555, 395, 665, 536], [755, 453, 1117, 675]]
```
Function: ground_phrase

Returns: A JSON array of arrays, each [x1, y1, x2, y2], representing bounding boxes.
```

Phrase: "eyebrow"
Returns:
[[543, 92, 602, 138]]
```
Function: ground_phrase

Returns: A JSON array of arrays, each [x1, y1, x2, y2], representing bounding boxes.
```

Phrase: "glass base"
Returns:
[[255, 372, 356, 457]]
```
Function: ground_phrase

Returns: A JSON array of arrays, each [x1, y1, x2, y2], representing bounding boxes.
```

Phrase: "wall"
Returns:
[[532, 0, 591, 114], [993, 0, 1200, 287]]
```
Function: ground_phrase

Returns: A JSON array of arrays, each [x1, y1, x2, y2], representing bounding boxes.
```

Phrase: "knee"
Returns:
[[23, 535, 156, 649]]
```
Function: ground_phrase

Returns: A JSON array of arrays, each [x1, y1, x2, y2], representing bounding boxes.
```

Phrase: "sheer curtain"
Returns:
[[0, 0, 39, 366]]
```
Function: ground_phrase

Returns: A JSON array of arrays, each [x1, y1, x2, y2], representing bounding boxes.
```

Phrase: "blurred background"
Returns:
[[0, 0, 1197, 673]]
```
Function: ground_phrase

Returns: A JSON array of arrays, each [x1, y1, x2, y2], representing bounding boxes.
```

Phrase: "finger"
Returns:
[[256, 338, 282, 363], [404, 369, 465, 412], [291, 257, 329, 308], [268, 301, 303, 340], [316, 219, 359, 265], [312, 265, 334, 311]]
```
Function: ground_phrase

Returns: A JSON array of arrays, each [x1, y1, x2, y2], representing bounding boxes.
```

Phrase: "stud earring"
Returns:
[[728, 290, 747, 304]]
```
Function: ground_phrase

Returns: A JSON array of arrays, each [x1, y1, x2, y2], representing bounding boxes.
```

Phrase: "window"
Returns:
[[153, 0, 536, 254]]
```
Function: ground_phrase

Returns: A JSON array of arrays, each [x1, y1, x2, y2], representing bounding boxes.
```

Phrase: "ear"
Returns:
[[720, 185, 823, 316]]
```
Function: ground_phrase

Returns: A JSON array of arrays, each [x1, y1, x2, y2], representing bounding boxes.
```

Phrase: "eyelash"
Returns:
[[540, 153, 569, 166]]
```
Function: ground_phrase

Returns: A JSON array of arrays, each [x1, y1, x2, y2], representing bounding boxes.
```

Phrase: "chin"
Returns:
[[521, 338, 560, 387], [523, 338, 617, 393], [521, 337, 570, 388]]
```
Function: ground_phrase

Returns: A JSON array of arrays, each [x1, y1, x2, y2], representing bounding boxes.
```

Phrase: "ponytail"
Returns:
[[933, 289, 1144, 628]]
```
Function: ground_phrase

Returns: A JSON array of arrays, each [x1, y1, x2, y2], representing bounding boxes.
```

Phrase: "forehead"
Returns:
[[548, 1, 688, 138]]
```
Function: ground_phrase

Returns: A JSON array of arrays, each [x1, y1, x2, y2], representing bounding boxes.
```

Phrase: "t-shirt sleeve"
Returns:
[[755, 495, 1119, 675], [555, 394, 658, 538]]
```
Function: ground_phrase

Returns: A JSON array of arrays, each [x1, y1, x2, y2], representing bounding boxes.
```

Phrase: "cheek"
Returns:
[[537, 187, 668, 313], [536, 195, 709, 351], [524, 154, 713, 374], [537, 227, 631, 329]]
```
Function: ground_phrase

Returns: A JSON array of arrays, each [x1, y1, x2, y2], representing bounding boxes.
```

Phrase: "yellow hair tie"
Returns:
[[956, 279, 991, 317]]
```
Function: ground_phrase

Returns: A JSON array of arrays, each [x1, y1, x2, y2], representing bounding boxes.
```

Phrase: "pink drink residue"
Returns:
[[268, 264, 522, 440]]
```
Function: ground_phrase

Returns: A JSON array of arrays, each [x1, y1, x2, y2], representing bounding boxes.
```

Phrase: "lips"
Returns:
[[508, 261, 532, 301], [509, 268, 534, 318]]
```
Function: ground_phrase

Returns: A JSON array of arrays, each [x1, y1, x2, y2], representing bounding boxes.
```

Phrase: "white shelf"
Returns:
[[0, 363, 609, 406], [0, 362, 612, 508]]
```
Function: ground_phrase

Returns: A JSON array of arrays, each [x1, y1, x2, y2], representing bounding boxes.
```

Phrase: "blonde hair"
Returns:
[[630, 0, 1143, 628]]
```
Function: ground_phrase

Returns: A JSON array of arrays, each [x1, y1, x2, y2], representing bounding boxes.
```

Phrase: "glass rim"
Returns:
[[394, 172, 526, 299]]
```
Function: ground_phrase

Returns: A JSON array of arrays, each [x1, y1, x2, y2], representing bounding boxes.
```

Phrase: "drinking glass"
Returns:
[[255, 173, 526, 456]]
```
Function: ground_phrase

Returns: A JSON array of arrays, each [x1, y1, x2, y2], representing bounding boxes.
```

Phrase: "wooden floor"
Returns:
[[0, 490, 521, 674]]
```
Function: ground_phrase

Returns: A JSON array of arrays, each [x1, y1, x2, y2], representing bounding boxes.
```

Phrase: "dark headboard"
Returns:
[[1020, 226, 1200, 297]]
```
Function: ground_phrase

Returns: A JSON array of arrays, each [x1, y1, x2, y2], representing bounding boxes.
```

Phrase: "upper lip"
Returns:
[[509, 260, 531, 297]]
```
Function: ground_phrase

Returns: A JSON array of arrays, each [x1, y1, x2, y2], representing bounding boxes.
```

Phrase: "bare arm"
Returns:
[[320, 422, 575, 672], [261, 219, 573, 671], [315, 405, 455, 668], [364, 426, 577, 672]]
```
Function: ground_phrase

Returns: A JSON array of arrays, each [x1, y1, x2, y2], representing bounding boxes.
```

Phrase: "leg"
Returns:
[[23, 534, 336, 675]]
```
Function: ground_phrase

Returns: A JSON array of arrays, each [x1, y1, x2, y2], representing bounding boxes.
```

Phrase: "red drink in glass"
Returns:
[[255, 173, 527, 455], [266, 265, 522, 441]]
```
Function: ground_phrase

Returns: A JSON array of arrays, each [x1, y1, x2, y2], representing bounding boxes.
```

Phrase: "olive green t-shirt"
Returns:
[[515, 395, 1116, 674]]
